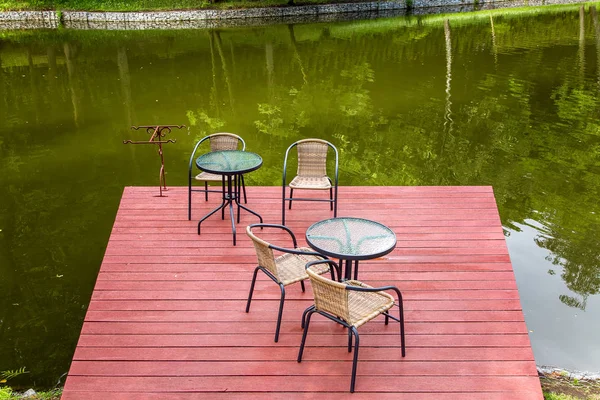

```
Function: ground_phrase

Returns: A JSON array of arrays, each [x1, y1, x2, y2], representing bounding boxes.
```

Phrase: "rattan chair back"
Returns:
[[209, 133, 243, 152], [246, 226, 279, 281], [296, 139, 329, 178], [306, 266, 350, 323]]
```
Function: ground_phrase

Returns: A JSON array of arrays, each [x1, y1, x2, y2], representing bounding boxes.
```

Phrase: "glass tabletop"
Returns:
[[195, 150, 262, 175], [306, 217, 396, 260]]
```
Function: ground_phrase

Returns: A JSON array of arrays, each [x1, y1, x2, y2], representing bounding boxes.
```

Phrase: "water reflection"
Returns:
[[1, 4, 600, 385], [536, 217, 600, 312], [507, 221, 600, 372], [443, 19, 454, 137]]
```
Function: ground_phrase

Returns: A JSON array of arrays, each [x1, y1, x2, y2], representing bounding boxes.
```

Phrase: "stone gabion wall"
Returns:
[[0, 0, 590, 30], [59, 0, 412, 29], [0, 10, 58, 28]]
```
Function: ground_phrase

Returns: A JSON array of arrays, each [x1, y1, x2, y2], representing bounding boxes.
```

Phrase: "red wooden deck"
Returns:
[[62, 186, 542, 399]]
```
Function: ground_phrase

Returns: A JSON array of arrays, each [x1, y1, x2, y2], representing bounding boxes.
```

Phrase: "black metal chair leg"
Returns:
[[399, 295, 406, 357], [347, 329, 352, 352], [301, 305, 315, 329], [204, 181, 209, 201], [300, 280, 305, 293], [274, 284, 286, 343], [245, 267, 261, 312], [188, 184, 192, 221], [330, 187, 333, 211], [353, 260, 359, 280], [350, 327, 360, 393], [298, 309, 314, 362], [385, 313, 389, 325], [241, 174, 247, 204], [333, 192, 338, 218], [288, 188, 294, 209], [282, 186, 287, 226]]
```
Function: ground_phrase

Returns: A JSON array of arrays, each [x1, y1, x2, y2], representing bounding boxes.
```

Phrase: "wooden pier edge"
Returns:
[[62, 186, 542, 399]]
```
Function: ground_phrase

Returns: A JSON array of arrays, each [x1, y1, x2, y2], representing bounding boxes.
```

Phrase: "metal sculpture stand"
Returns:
[[123, 125, 185, 197]]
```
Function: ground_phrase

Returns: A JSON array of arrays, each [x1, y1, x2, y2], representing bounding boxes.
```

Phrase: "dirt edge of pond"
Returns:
[[540, 371, 600, 399]]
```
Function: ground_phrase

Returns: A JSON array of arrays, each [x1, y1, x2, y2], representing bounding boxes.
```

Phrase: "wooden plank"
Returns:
[[91, 289, 522, 301], [95, 271, 517, 281], [101, 247, 511, 257], [91, 280, 518, 291], [100, 254, 512, 264], [79, 321, 529, 335], [105, 239, 509, 249], [87, 298, 525, 311], [62, 186, 542, 399], [98, 262, 516, 272], [83, 310, 525, 323], [108, 232, 507, 241], [75, 333, 533, 348], [68, 360, 537, 376], [62, 393, 539, 400], [111, 224, 503, 232], [63, 375, 542, 392], [72, 346, 535, 362], [111, 219, 503, 227]]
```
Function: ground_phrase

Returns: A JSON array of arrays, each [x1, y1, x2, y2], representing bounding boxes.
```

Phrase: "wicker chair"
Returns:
[[281, 139, 338, 225], [188, 133, 247, 220], [298, 259, 406, 393], [246, 223, 331, 342]]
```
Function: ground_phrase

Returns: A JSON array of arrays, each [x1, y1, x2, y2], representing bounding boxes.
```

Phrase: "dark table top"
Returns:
[[196, 150, 262, 175], [305, 217, 396, 260]]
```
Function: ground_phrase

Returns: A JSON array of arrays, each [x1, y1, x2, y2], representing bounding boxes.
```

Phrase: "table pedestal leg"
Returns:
[[221, 175, 226, 220], [198, 180, 230, 232], [235, 196, 263, 225], [198, 174, 262, 246], [339, 259, 360, 281]]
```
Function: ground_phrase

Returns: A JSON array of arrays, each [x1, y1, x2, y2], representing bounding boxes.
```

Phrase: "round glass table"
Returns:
[[195, 150, 263, 245], [305, 217, 396, 280]]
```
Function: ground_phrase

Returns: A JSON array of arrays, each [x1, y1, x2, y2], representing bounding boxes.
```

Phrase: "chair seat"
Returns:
[[346, 280, 395, 328], [195, 172, 224, 182], [275, 248, 329, 286], [289, 175, 331, 190]]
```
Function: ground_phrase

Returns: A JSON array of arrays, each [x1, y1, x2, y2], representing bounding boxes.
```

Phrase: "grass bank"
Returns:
[[0, 0, 354, 12], [0, 387, 61, 400], [541, 372, 600, 400]]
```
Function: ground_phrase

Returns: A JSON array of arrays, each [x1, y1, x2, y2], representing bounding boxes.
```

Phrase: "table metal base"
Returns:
[[340, 259, 360, 281], [197, 174, 262, 245]]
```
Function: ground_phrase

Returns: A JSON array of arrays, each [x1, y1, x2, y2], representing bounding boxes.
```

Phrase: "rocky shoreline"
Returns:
[[0, 0, 590, 30], [538, 366, 600, 381]]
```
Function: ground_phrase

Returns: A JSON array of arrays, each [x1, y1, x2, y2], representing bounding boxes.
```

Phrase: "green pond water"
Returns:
[[1, 4, 600, 387]]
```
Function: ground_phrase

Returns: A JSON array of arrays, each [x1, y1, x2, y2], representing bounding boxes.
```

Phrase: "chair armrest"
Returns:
[[345, 284, 403, 303], [306, 259, 341, 282], [282, 142, 296, 187], [270, 245, 324, 258], [329, 141, 339, 188], [249, 223, 298, 248], [188, 137, 209, 180]]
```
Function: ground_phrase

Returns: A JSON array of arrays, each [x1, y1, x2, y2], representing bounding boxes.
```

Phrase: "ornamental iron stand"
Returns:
[[123, 125, 185, 197]]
